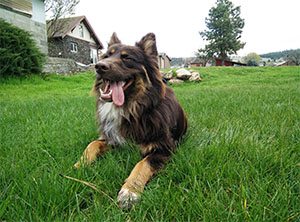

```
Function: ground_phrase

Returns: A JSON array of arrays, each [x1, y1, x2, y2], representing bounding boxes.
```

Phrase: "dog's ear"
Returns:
[[136, 33, 158, 57], [108, 32, 121, 47]]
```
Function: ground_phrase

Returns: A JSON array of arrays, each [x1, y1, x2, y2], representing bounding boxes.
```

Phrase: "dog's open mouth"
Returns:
[[99, 79, 133, 106]]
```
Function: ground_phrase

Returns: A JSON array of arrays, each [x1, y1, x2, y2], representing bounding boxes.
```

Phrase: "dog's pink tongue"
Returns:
[[111, 81, 124, 106]]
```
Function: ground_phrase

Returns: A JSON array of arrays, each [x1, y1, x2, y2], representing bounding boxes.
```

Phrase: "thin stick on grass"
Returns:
[[59, 174, 118, 207]]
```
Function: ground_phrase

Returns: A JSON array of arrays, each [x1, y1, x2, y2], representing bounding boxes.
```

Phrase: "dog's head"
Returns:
[[94, 33, 165, 107]]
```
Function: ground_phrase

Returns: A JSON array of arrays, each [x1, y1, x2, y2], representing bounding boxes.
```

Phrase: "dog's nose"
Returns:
[[95, 61, 110, 73]]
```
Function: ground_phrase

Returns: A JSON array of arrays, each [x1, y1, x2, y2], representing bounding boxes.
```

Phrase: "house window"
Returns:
[[79, 24, 84, 38], [90, 48, 98, 64], [70, 42, 78, 53]]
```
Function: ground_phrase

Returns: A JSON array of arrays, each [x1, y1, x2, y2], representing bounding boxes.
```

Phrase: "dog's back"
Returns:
[[120, 85, 187, 156]]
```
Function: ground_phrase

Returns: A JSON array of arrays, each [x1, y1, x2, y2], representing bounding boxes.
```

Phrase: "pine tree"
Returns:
[[199, 0, 245, 66], [0, 19, 45, 77]]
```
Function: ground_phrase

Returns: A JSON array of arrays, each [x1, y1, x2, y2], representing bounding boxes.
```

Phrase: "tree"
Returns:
[[260, 49, 300, 60], [199, 0, 245, 66], [0, 19, 45, 77], [45, 0, 80, 39], [247, 60, 258, 66], [196, 47, 214, 67], [285, 50, 300, 65], [243, 52, 261, 65]]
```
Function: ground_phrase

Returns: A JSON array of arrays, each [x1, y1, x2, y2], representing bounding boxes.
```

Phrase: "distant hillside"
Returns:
[[260, 49, 300, 60], [170, 58, 184, 67], [170, 57, 196, 67]]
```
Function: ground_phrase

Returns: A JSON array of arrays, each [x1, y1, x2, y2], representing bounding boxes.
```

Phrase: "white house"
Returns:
[[0, 0, 48, 54]]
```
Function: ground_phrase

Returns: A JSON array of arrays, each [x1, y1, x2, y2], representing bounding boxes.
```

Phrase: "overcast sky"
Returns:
[[75, 0, 300, 57]]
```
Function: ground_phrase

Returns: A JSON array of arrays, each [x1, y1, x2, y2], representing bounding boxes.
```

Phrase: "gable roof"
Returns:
[[47, 16, 103, 49], [158, 53, 171, 61], [190, 57, 203, 64]]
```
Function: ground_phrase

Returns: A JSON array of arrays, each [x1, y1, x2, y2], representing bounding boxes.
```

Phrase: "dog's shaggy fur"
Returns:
[[74, 33, 187, 208]]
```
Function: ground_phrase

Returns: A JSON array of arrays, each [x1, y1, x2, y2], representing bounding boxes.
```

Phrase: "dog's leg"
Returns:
[[117, 150, 170, 209], [117, 156, 154, 208], [74, 139, 109, 168]]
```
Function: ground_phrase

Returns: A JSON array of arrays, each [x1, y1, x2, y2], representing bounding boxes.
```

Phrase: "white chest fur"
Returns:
[[97, 102, 126, 146]]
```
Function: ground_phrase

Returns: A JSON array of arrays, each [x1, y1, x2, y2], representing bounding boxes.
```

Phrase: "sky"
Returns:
[[74, 0, 300, 58]]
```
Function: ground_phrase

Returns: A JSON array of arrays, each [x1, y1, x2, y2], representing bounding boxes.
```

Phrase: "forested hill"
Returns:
[[170, 57, 196, 67], [260, 49, 300, 60], [171, 48, 300, 66]]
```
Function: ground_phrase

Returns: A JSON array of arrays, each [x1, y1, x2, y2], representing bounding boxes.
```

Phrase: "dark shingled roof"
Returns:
[[47, 16, 103, 49]]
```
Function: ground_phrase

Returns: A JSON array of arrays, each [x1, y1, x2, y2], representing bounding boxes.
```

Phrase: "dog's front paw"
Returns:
[[73, 161, 81, 169], [117, 188, 140, 209]]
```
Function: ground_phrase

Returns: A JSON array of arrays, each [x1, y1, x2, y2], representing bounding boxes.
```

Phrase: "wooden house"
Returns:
[[215, 58, 246, 66], [276, 61, 297, 66], [190, 58, 206, 67]]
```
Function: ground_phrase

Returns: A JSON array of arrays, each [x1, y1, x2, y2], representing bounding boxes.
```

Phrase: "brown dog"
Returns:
[[74, 33, 187, 208]]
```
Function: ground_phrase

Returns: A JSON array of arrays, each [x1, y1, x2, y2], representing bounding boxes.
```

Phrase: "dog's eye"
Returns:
[[110, 49, 115, 55], [121, 54, 133, 61]]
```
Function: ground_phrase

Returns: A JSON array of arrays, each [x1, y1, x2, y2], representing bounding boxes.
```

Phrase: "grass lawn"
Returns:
[[0, 66, 299, 221]]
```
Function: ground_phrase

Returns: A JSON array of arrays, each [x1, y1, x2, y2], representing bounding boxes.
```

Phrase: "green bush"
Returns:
[[0, 19, 45, 77], [247, 60, 259, 66]]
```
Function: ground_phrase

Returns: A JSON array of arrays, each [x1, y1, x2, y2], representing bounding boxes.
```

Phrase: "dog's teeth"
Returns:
[[122, 81, 126, 87], [99, 88, 112, 97], [104, 81, 109, 92]]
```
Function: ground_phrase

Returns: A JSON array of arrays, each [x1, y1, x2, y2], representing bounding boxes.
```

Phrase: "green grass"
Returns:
[[1, 67, 300, 221]]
